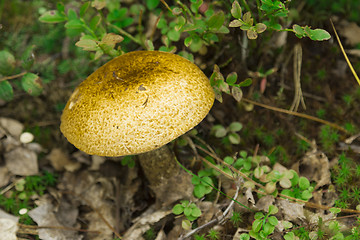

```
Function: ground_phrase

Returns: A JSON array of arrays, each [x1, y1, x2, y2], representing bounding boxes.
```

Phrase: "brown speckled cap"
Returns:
[[60, 51, 215, 156]]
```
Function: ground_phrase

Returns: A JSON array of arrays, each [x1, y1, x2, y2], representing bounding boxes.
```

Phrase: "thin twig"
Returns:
[[17, 223, 101, 234], [242, 97, 348, 134], [0, 71, 27, 82], [330, 19, 360, 86]]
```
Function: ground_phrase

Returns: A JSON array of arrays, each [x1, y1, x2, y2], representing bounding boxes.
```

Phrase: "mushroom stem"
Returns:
[[138, 145, 179, 186], [138, 145, 193, 206]]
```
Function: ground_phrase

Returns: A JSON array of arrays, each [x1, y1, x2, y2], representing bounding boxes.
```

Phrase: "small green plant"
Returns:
[[194, 234, 206, 240], [240, 205, 279, 239], [0, 171, 57, 224], [191, 170, 214, 198], [280, 175, 314, 201], [0, 48, 43, 101], [143, 227, 156, 240], [121, 155, 135, 168], [207, 229, 220, 240], [229, 0, 331, 41], [210, 64, 252, 103], [230, 211, 244, 228], [172, 200, 202, 230], [211, 121, 243, 145], [319, 125, 339, 152]]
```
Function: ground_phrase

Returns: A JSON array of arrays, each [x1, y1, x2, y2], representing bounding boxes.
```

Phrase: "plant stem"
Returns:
[[107, 23, 145, 48], [0, 71, 27, 82]]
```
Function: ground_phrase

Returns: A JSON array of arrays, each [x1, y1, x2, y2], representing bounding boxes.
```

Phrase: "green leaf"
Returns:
[[184, 36, 192, 47], [184, 207, 192, 216], [39, 10, 67, 23], [201, 176, 213, 188], [231, 1, 242, 19], [239, 234, 250, 240], [308, 29, 331, 41], [167, 29, 181, 42], [21, 73, 43, 96], [263, 222, 275, 235], [229, 122, 243, 132], [229, 19, 243, 28], [298, 177, 310, 190], [0, 50, 16, 75], [67, 8, 78, 20], [226, 72, 238, 85], [194, 184, 206, 198], [238, 78, 252, 87], [207, 11, 225, 30], [21, 45, 35, 70], [0, 81, 14, 101], [268, 205, 278, 215], [267, 216, 278, 226], [292, 24, 305, 38], [229, 133, 241, 144], [76, 39, 98, 51], [56, 2, 65, 14], [146, 0, 160, 10], [89, 15, 101, 31], [242, 12, 253, 25], [252, 219, 263, 232], [329, 207, 341, 214], [191, 176, 201, 185], [284, 232, 295, 240], [224, 156, 234, 165], [172, 204, 184, 215], [80, 2, 91, 17], [301, 190, 312, 200], [254, 212, 264, 219], [65, 19, 84, 29], [214, 25, 230, 34], [214, 126, 227, 138], [191, 207, 202, 217]]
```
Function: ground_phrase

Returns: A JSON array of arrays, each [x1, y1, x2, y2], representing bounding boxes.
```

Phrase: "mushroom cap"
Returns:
[[60, 51, 215, 156]]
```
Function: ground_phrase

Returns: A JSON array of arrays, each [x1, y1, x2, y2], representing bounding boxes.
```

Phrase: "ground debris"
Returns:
[[0, 209, 18, 240], [28, 196, 82, 240]]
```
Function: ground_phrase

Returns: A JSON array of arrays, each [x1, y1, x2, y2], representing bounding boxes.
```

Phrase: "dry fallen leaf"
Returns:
[[338, 20, 360, 46], [0, 209, 18, 240], [0, 117, 24, 139], [5, 147, 38, 176], [292, 148, 331, 189], [122, 208, 172, 240], [0, 166, 11, 188], [277, 199, 305, 224], [28, 200, 81, 240], [47, 148, 81, 172]]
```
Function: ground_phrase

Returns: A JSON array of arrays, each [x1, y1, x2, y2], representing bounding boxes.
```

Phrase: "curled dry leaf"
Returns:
[[292, 148, 331, 189]]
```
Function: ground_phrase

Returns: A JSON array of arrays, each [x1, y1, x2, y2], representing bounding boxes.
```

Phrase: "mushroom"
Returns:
[[60, 50, 214, 203]]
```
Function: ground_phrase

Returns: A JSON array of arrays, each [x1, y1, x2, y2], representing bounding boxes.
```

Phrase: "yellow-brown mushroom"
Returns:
[[60, 50, 214, 157]]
